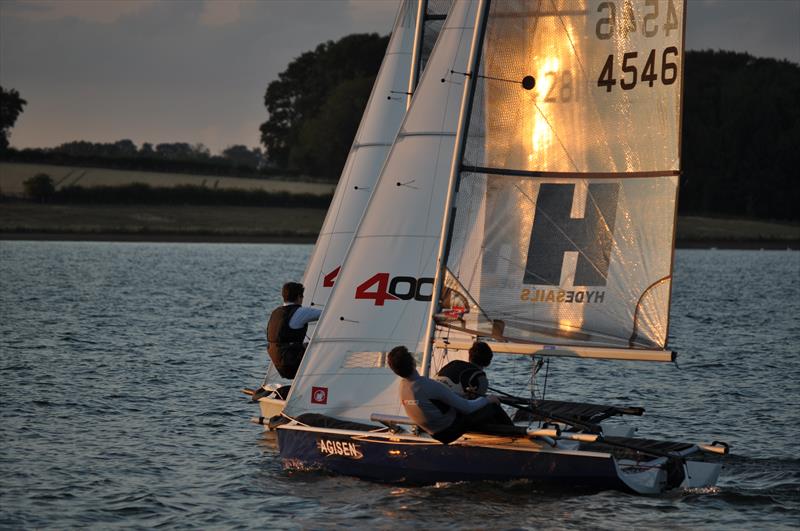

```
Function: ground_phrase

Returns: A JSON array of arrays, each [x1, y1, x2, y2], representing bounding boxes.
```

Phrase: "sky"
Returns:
[[1, 0, 798, 154]]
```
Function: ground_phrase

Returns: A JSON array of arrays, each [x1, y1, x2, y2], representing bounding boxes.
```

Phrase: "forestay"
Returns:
[[437, 0, 685, 356], [284, 0, 480, 422]]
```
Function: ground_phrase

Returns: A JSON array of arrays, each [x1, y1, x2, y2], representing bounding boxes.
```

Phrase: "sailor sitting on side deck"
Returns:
[[387, 345, 513, 444], [266, 282, 322, 379], [435, 341, 493, 398]]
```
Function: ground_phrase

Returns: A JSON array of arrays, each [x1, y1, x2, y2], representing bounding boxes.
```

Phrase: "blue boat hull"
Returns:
[[276, 426, 630, 491]]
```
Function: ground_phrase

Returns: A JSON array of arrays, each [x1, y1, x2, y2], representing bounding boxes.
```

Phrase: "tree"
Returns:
[[112, 139, 138, 157], [0, 86, 27, 151], [289, 76, 374, 179], [260, 33, 388, 176], [155, 142, 194, 159], [222, 144, 262, 168], [681, 51, 800, 221], [23, 173, 55, 202]]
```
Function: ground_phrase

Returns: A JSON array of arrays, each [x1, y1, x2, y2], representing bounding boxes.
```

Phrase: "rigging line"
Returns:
[[550, 0, 587, 82], [447, 176, 483, 281], [578, 185, 640, 305], [454, 187, 547, 285], [542, 357, 550, 401], [548, 0, 620, 172], [530, 98, 581, 172]]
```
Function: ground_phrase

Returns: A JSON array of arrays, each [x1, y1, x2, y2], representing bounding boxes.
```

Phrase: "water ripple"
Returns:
[[1, 243, 798, 528]]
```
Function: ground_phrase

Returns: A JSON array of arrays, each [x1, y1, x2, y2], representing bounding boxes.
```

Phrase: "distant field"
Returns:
[[0, 203, 326, 241], [0, 202, 797, 247], [677, 216, 800, 245], [0, 162, 335, 196]]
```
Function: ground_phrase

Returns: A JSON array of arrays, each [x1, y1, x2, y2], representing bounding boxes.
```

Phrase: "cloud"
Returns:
[[4, 0, 156, 24], [198, 0, 242, 27]]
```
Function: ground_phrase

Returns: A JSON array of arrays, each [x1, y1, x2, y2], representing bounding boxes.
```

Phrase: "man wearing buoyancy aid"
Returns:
[[388, 345, 513, 444], [435, 341, 493, 398], [266, 282, 321, 379]]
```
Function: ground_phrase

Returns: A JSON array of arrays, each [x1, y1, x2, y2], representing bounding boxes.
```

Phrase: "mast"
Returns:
[[421, 0, 490, 377], [408, 0, 427, 108]]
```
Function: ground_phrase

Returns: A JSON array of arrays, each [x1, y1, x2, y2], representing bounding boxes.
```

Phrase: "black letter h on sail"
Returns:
[[524, 183, 619, 287]]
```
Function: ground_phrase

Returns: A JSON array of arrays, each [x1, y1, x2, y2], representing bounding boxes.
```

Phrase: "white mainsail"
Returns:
[[437, 0, 684, 359], [284, 0, 480, 422]]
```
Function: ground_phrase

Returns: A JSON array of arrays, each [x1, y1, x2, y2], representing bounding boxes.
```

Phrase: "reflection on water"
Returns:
[[0, 242, 798, 528]]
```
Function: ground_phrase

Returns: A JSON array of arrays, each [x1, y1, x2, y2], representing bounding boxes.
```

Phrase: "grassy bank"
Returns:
[[0, 203, 325, 242], [676, 216, 799, 248], [0, 162, 334, 196], [0, 203, 797, 247]]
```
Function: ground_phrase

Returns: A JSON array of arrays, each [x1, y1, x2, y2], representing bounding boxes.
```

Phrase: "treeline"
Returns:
[[4, 45, 798, 220], [681, 51, 799, 221], [260, 43, 799, 221], [0, 139, 299, 180], [17, 175, 331, 208], [259, 33, 389, 180], [55, 184, 331, 208]]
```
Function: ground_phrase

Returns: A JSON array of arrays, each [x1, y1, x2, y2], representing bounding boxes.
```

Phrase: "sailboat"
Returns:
[[246, 0, 452, 423], [272, 0, 730, 494]]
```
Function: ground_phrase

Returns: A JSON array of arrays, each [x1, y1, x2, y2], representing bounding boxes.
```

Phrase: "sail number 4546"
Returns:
[[598, 47, 678, 92]]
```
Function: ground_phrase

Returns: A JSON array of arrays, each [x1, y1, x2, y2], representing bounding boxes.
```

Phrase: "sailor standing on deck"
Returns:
[[266, 282, 321, 379], [387, 345, 513, 444]]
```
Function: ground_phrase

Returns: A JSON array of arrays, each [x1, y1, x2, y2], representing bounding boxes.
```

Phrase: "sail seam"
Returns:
[[351, 142, 394, 148], [398, 131, 458, 138], [461, 165, 680, 179]]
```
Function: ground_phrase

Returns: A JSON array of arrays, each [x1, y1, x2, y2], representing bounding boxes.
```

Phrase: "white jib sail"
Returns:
[[284, 0, 480, 422], [438, 0, 685, 358], [302, 0, 420, 319], [263, 0, 423, 386]]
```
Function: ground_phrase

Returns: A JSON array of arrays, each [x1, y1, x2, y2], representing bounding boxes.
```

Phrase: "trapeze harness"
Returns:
[[266, 304, 308, 379]]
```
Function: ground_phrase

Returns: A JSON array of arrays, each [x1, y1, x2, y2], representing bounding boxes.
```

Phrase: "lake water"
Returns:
[[1, 242, 798, 529]]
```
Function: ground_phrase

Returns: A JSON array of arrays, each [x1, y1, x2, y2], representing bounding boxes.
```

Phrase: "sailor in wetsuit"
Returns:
[[266, 282, 322, 379], [387, 345, 513, 444], [435, 341, 493, 398]]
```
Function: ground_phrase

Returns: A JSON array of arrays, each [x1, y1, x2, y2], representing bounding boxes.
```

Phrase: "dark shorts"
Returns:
[[268, 343, 306, 379], [432, 403, 514, 444]]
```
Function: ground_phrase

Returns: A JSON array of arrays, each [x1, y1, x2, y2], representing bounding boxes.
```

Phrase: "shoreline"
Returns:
[[1, 231, 796, 249], [0, 231, 317, 244]]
